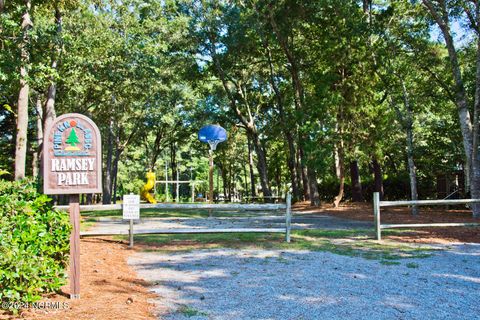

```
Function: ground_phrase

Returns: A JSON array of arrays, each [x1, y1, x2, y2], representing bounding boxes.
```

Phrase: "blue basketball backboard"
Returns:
[[198, 125, 227, 143]]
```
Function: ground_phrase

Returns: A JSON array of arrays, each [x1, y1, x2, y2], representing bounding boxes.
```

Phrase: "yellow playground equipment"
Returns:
[[140, 171, 157, 204]]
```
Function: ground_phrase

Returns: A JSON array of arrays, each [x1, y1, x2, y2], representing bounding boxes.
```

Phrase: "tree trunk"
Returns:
[[86, 194, 92, 205], [307, 166, 320, 206], [350, 160, 364, 202], [406, 126, 419, 215], [285, 133, 299, 198], [372, 156, 384, 199], [243, 159, 249, 198], [43, 84, 57, 130], [334, 140, 345, 208], [14, 0, 32, 181], [295, 146, 304, 198], [298, 146, 310, 201], [251, 132, 272, 197], [112, 173, 118, 204], [247, 135, 256, 197], [471, 3, 480, 217], [221, 165, 228, 201], [400, 80, 419, 215], [111, 147, 121, 204], [170, 142, 177, 200], [228, 163, 233, 201], [148, 125, 165, 170], [275, 166, 281, 197], [334, 146, 341, 179], [33, 98, 43, 178], [102, 120, 114, 204]]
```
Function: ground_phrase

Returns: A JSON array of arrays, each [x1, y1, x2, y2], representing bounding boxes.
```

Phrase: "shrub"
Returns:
[[0, 180, 71, 308]]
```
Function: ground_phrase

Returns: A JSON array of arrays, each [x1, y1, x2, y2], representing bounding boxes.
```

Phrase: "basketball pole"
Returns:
[[209, 149, 214, 204]]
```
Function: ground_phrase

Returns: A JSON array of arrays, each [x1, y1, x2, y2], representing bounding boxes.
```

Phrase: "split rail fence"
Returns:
[[373, 192, 480, 240], [55, 193, 293, 243]]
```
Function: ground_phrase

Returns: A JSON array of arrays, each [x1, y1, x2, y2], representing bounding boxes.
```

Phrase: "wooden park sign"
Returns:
[[43, 113, 102, 299]]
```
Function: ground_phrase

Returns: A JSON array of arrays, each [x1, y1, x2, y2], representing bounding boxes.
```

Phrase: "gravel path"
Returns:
[[129, 244, 480, 320]]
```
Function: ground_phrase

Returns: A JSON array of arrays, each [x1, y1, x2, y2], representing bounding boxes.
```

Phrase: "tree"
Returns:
[[421, 0, 480, 217], [14, 0, 33, 180]]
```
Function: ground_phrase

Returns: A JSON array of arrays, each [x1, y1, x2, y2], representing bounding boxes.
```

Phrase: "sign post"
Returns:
[[68, 194, 80, 299], [43, 113, 102, 300], [123, 194, 140, 248]]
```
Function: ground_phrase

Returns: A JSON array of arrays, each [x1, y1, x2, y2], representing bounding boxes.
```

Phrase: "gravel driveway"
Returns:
[[129, 244, 480, 320]]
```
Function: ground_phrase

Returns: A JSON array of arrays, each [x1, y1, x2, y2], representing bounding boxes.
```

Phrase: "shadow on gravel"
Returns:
[[130, 244, 480, 320]]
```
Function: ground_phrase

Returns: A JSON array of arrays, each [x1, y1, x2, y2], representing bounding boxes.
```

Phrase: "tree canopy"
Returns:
[[1, 0, 478, 213]]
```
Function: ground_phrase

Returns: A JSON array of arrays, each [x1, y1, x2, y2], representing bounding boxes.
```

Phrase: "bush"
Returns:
[[0, 180, 71, 307]]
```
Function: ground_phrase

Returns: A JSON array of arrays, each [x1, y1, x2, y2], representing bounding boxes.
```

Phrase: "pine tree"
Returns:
[[66, 128, 80, 147]]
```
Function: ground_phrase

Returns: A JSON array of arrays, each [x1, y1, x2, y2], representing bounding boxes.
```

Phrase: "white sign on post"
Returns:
[[123, 194, 140, 220]]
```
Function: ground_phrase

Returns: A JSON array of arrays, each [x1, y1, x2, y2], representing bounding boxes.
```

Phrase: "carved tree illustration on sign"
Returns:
[[66, 129, 80, 148]]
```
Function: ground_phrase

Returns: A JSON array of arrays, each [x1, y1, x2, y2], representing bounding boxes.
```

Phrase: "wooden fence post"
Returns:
[[176, 168, 180, 203], [373, 192, 381, 241], [285, 192, 292, 243]]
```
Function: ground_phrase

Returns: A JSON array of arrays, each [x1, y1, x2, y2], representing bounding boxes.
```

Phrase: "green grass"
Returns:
[[380, 260, 401, 266], [124, 229, 436, 262], [80, 217, 97, 231], [406, 262, 419, 268], [177, 305, 208, 317]]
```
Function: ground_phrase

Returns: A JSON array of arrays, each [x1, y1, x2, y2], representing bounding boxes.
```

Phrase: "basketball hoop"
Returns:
[[208, 139, 220, 151], [198, 125, 227, 146], [198, 124, 228, 204]]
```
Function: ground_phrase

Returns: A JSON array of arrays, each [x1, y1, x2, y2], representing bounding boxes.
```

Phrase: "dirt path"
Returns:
[[3, 238, 159, 320]]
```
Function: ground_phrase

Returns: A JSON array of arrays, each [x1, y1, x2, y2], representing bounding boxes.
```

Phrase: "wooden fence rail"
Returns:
[[55, 193, 293, 243], [55, 203, 287, 212], [373, 192, 480, 240]]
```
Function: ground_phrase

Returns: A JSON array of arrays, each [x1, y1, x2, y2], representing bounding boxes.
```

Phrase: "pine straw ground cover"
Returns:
[[0, 238, 159, 320]]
